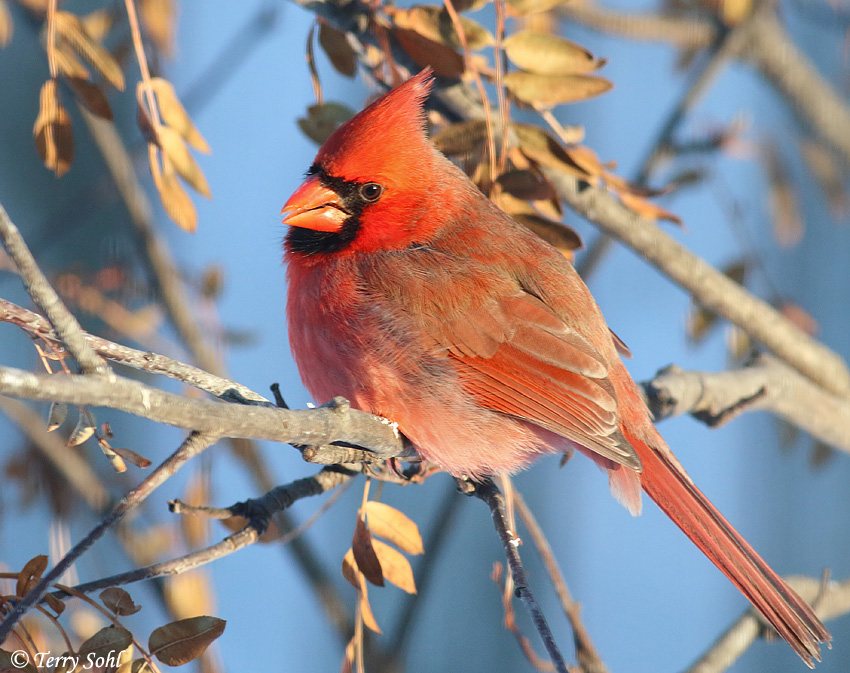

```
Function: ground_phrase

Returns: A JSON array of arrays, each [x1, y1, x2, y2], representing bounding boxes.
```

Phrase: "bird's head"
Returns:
[[282, 69, 453, 256]]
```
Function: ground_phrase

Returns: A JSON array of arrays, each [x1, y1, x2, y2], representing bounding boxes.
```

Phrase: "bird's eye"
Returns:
[[359, 182, 383, 202]]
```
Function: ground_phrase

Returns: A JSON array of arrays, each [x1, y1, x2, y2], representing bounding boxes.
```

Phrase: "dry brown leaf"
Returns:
[[149, 616, 226, 666], [505, 71, 613, 108], [372, 539, 417, 594], [55, 45, 91, 79], [46, 401, 68, 431], [719, 0, 753, 25], [341, 548, 360, 589], [97, 440, 128, 473], [687, 260, 747, 344], [0, 0, 12, 48], [34, 79, 74, 177], [780, 301, 819, 337], [54, 11, 125, 90], [140, 0, 175, 56], [341, 635, 356, 673], [181, 472, 210, 548], [364, 501, 424, 555], [431, 120, 488, 155], [512, 123, 590, 180], [81, 9, 113, 42], [393, 27, 465, 78], [149, 77, 210, 153], [111, 446, 151, 469], [513, 213, 582, 254], [100, 588, 142, 616], [66, 77, 113, 120], [0, 650, 36, 673], [116, 659, 154, 673], [156, 125, 211, 198], [617, 189, 682, 225], [357, 574, 381, 634], [79, 625, 132, 661], [762, 144, 803, 248], [17, 555, 48, 596], [150, 145, 198, 232], [297, 102, 355, 145], [496, 169, 557, 201], [392, 5, 493, 50], [505, 0, 566, 15], [67, 407, 96, 446], [44, 592, 66, 615], [564, 144, 608, 178], [318, 22, 357, 77], [164, 572, 215, 620], [503, 31, 602, 76], [799, 139, 848, 217], [352, 515, 384, 586]]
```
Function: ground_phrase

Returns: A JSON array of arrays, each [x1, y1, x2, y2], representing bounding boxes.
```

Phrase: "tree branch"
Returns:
[[682, 575, 850, 673], [0, 298, 269, 404], [561, 3, 850, 168], [472, 480, 569, 673], [54, 467, 357, 597], [642, 355, 850, 451], [0, 430, 217, 640], [513, 491, 609, 673], [543, 165, 850, 397], [0, 201, 109, 376], [0, 365, 406, 456]]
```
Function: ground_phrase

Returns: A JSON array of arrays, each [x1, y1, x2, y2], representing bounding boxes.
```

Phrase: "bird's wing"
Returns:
[[427, 290, 641, 471]]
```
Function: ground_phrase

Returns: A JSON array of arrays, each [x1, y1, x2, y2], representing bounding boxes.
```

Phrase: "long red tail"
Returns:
[[622, 424, 830, 666]]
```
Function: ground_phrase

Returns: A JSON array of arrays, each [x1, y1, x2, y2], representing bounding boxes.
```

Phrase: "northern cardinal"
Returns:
[[281, 69, 829, 664]]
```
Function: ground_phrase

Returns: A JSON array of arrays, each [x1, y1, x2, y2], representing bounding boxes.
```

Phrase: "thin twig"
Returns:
[[0, 201, 109, 376], [577, 13, 757, 280], [47, 468, 356, 597], [0, 430, 217, 640], [0, 298, 269, 404], [473, 480, 569, 673], [388, 484, 463, 657], [0, 396, 110, 511], [513, 491, 610, 673]]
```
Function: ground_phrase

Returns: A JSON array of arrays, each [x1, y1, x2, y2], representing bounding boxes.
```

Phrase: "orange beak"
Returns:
[[281, 174, 349, 232]]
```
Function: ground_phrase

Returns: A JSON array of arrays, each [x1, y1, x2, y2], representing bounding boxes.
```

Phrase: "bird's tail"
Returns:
[[621, 422, 830, 666]]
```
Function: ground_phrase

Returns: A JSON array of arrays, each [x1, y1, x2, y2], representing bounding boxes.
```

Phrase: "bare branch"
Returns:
[[561, 4, 850, 168], [682, 576, 850, 673], [0, 201, 109, 376], [472, 479, 569, 673], [745, 13, 850, 168], [560, 3, 714, 49], [642, 356, 850, 452], [0, 430, 217, 640], [0, 396, 110, 511], [543, 165, 850, 397], [54, 467, 357, 597], [0, 298, 269, 404], [0, 365, 406, 456], [513, 491, 609, 673]]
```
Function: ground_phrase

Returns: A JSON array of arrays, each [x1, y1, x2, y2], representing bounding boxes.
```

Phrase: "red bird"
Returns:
[[281, 69, 829, 664]]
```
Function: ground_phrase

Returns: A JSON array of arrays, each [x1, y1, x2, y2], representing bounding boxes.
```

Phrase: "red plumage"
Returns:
[[281, 69, 829, 664]]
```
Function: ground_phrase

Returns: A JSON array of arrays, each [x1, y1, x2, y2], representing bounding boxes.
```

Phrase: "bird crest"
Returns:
[[316, 69, 435, 185]]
